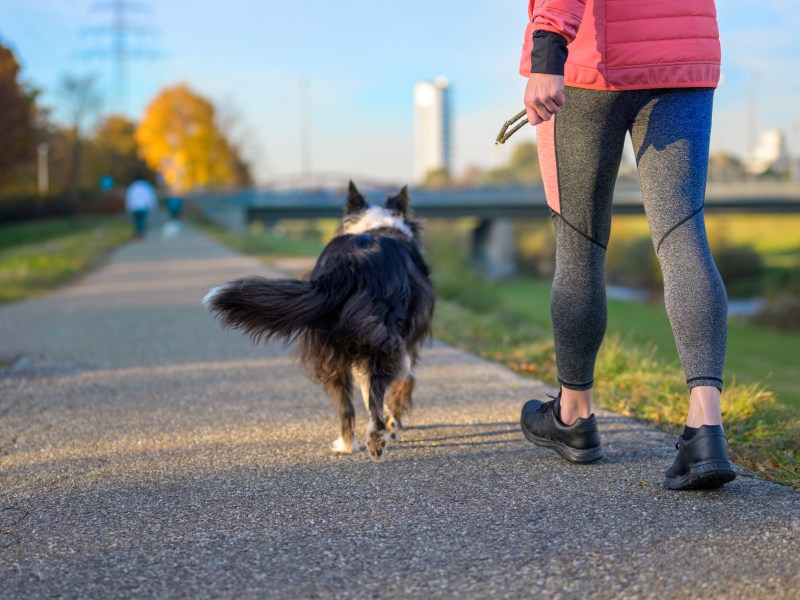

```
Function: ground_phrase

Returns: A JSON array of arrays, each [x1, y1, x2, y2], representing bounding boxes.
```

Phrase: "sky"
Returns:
[[1, 0, 799, 186]]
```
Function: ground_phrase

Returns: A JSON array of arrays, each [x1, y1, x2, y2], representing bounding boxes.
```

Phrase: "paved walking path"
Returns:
[[0, 224, 797, 599]]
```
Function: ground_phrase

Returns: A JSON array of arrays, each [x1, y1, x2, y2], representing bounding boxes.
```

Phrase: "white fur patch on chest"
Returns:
[[343, 206, 414, 239]]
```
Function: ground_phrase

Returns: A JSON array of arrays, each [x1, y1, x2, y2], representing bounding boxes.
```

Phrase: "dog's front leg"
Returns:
[[352, 364, 371, 414], [324, 374, 359, 453], [366, 376, 388, 460]]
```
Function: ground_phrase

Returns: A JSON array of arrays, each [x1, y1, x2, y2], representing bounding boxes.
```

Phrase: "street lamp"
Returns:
[[37, 143, 49, 195], [747, 71, 762, 160]]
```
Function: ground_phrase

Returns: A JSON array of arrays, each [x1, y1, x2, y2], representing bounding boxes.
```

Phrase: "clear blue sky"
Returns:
[[1, 0, 798, 185]]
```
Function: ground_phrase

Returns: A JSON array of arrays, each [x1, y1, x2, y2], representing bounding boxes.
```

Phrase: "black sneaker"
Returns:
[[520, 395, 604, 463], [664, 425, 736, 490]]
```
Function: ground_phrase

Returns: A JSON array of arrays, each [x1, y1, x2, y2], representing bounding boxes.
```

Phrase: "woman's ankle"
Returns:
[[686, 385, 723, 427], [559, 387, 592, 426]]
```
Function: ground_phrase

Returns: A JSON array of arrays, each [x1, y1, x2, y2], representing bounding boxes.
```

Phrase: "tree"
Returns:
[[136, 84, 251, 192], [0, 41, 36, 184], [421, 167, 453, 189], [216, 98, 255, 186], [457, 164, 488, 187], [485, 141, 541, 186], [58, 73, 102, 194], [83, 114, 152, 188], [507, 141, 541, 184]]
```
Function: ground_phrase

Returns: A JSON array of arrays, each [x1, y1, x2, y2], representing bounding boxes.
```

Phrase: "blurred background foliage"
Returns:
[[0, 40, 250, 222]]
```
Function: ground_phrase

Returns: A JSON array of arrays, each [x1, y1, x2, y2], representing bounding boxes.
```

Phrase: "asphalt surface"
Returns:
[[0, 222, 797, 599]]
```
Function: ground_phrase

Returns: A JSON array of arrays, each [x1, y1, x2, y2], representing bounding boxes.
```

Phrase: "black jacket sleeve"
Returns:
[[530, 30, 569, 75]]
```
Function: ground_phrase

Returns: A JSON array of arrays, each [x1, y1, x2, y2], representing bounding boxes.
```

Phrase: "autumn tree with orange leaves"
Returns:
[[136, 84, 250, 192]]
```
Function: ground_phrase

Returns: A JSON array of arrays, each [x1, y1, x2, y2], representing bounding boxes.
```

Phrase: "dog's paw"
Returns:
[[386, 417, 403, 443], [367, 429, 387, 461], [331, 436, 361, 454]]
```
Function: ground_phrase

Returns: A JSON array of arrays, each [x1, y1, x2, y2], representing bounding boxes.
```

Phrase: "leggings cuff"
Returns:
[[558, 377, 594, 391], [687, 376, 723, 391]]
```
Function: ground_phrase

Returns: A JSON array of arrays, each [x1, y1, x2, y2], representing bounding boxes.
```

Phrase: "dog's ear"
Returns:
[[386, 185, 409, 214], [346, 180, 367, 214]]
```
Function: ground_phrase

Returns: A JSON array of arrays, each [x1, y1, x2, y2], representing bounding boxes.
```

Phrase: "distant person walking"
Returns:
[[517, 0, 736, 490], [125, 176, 158, 239], [165, 195, 184, 221]]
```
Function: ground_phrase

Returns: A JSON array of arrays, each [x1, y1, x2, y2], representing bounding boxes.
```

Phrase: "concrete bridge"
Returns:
[[190, 181, 800, 279]]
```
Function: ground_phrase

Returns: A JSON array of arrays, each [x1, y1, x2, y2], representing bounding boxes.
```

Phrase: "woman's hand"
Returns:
[[524, 73, 566, 126]]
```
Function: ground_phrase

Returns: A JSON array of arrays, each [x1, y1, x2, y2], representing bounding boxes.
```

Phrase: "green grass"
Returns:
[[0, 218, 109, 252], [431, 282, 799, 488], [193, 217, 328, 260], [457, 276, 799, 412], [195, 217, 799, 488], [426, 221, 798, 488], [0, 216, 133, 305]]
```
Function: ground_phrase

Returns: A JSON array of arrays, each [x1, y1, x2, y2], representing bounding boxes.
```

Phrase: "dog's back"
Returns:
[[297, 228, 433, 383], [204, 182, 434, 460]]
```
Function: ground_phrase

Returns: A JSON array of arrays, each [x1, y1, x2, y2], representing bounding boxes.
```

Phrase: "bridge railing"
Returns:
[[190, 180, 800, 232], [189, 180, 800, 279]]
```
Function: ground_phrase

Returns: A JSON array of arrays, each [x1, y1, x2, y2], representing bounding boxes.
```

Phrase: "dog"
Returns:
[[203, 182, 435, 460]]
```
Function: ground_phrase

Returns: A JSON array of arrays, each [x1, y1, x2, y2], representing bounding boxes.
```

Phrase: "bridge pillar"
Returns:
[[190, 197, 248, 233], [207, 204, 247, 233], [471, 218, 517, 280]]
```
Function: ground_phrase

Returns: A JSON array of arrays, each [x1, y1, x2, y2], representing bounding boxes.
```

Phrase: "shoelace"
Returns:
[[540, 392, 560, 414]]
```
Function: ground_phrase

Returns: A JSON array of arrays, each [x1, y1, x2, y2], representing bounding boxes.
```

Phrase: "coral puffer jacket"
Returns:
[[519, 0, 721, 90]]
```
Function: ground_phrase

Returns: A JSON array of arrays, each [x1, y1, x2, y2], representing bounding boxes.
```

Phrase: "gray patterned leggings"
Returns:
[[536, 87, 727, 391]]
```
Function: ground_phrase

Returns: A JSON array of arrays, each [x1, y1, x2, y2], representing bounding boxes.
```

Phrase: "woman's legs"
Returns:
[[630, 89, 727, 426], [529, 86, 733, 484], [132, 210, 148, 238], [538, 87, 633, 423], [540, 86, 726, 427]]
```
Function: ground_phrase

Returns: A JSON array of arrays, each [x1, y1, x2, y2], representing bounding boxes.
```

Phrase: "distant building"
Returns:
[[413, 76, 452, 184], [745, 129, 791, 176]]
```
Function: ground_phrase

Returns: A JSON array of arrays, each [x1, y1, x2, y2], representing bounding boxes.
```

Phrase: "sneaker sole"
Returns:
[[664, 460, 737, 490], [521, 426, 604, 464]]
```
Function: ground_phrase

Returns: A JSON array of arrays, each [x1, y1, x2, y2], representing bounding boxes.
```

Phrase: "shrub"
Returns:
[[602, 236, 767, 299], [713, 243, 764, 298], [431, 263, 499, 314], [751, 293, 800, 332], [0, 190, 124, 223], [764, 263, 800, 297], [605, 235, 662, 292], [516, 219, 556, 277]]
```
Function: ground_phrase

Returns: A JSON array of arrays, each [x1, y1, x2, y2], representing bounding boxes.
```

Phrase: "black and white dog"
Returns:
[[203, 182, 435, 460]]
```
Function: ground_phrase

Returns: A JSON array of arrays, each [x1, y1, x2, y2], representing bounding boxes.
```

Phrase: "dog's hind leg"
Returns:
[[366, 376, 389, 461], [325, 373, 359, 453], [385, 374, 414, 442], [385, 354, 414, 442]]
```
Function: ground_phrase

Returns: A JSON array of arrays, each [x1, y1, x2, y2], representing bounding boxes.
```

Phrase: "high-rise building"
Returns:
[[745, 129, 791, 176], [413, 76, 451, 184]]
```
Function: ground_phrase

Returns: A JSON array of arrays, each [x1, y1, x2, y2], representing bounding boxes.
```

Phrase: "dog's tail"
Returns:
[[203, 276, 342, 344]]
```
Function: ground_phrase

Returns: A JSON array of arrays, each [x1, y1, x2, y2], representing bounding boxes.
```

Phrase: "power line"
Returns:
[[77, 0, 161, 113], [299, 79, 313, 187]]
